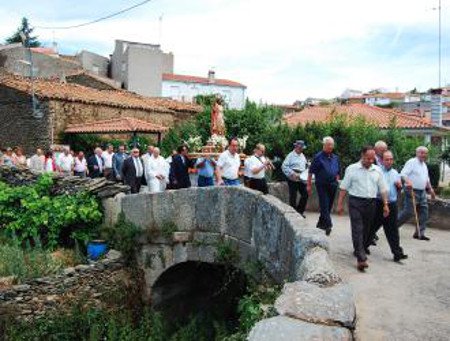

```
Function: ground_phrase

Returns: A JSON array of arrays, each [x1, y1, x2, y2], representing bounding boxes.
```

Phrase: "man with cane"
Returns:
[[397, 146, 436, 240]]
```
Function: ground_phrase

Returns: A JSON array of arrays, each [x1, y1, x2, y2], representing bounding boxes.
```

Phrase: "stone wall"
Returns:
[[269, 181, 450, 230], [49, 100, 192, 144], [103, 186, 356, 340], [0, 250, 137, 321], [0, 86, 52, 154]]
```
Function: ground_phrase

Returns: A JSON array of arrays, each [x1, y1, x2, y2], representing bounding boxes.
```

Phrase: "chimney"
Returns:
[[208, 70, 215, 83], [430, 88, 443, 126]]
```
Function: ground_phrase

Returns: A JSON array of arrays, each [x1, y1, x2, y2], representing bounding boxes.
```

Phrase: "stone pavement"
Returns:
[[305, 212, 450, 341]]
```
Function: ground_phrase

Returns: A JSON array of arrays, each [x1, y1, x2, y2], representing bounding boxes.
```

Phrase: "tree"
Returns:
[[5, 17, 41, 47]]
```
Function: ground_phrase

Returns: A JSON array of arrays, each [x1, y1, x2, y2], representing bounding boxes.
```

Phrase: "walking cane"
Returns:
[[410, 189, 421, 239]]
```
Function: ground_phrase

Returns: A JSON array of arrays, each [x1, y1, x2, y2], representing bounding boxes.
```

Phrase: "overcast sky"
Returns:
[[0, 0, 449, 103]]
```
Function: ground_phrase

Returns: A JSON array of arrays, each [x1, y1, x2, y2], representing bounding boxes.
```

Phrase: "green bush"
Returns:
[[0, 244, 77, 282], [0, 174, 102, 249], [100, 213, 140, 264]]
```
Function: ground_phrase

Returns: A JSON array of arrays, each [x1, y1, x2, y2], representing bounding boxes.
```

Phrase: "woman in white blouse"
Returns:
[[144, 147, 169, 193]]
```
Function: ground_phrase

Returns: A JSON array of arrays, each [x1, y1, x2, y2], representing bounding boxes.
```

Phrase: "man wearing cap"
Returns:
[[282, 140, 309, 218]]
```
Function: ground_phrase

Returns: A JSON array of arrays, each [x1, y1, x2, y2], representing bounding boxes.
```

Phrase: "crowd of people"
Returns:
[[0, 137, 436, 272]]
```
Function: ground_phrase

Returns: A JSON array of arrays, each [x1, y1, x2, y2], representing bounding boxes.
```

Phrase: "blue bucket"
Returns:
[[87, 240, 108, 261]]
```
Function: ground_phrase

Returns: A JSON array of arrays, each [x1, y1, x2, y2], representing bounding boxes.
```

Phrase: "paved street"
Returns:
[[305, 212, 450, 341]]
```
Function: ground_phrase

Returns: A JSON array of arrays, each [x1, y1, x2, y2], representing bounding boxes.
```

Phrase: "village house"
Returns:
[[284, 103, 448, 143], [162, 70, 247, 110], [0, 72, 201, 153]]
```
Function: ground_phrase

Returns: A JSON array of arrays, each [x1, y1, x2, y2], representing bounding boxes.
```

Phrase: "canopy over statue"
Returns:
[[211, 97, 226, 136]]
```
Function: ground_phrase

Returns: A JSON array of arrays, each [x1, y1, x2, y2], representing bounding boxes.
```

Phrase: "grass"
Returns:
[[0, 243, 81, 283]]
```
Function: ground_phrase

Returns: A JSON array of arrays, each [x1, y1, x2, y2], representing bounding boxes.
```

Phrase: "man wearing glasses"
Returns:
[[121, 148, 144, 194]]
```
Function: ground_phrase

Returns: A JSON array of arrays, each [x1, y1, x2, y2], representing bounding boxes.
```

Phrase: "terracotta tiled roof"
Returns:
[[163, 73, 246, 88], [65, 117, 168, 134], [30, 47, 57, 55], [0, 73, 202, 114], [285, 104, 439, 129]]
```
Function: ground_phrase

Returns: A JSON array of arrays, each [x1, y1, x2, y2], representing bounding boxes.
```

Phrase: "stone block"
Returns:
[[296, 247, 341, 285], [197, 245, 217, 263], [248, 316, 352, 341], [121, 193, 153, 229], [192, 231, 221, 245], [172, 232, 192, 243], [222, 187, 261, 242], [194, 187, 226, 232], [275, 281, 356, 328]]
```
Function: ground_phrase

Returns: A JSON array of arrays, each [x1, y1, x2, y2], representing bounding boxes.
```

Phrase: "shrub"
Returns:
[[0, 244, 77, 282], [0, 174, 102, 249], [100, 213, 140, 264]]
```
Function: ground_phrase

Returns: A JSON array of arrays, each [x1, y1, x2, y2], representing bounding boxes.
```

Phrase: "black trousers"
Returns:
[[127, 177, 142, 194], [316, 182, 338, 230], [287, 180, 308, 214], [365, 200, 403, 257], [249, 178, 268, 194], [348, 196, 376, 262]]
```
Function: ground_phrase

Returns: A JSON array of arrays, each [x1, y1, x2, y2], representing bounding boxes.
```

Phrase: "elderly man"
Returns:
[[374, 140, 388, 166], [29, 148, 45, 174], [282, 140, 309, 218], [216, 138, 241, 186], [88, 147, 104, 178], [144, 147, 169, 193], [142, 145, 155, 163], [307, 137, 340, 235], [365, 151, 408, 262], [337, 145, 389, 271], [74, 151, 88, 177], [112, 145, 128, 181], [101, 145, 115, 180], [397, 146, 436, 241], [245, 143, 272, 194], [58, 147, 74, 176], [170, 145, 193, 189], [122, 148, 144, 194]]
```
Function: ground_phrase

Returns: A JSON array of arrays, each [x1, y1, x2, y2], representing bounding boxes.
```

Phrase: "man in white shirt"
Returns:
[[102, 145, 115, 180], [282, 140, 309, 217], [58, 147, 74, 176], [245, 144, 272, 194], [216, 138, 241, 186], [144, 147, 169, 193], [397, 146, 436, 240], [29, 148, 45, 174], [337, 145, 389, 271]]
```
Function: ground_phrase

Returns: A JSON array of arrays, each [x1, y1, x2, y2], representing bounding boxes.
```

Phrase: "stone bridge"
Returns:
[[103, 187, 356, 340]]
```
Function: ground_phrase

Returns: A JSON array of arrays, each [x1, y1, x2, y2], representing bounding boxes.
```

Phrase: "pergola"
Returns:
[[64, 117, 168, 145]]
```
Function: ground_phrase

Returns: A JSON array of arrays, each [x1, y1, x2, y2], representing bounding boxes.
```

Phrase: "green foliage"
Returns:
[[0, 174, 102, 249], [0, 244, 69, 282], [60, 133, 155, 154], [428, 163, 441, 188], [440, 186, 450, 199], [100, 213, 139, 264], [5, 17, 41, 47], [160, 221, 178, 239], [215, 239, 240, 265]]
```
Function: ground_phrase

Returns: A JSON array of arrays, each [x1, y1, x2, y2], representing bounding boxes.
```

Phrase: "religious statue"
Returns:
[[211, 97, 225, 136]]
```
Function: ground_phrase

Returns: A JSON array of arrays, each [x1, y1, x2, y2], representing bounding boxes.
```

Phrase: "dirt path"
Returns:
[[305, 212, 450, 341]]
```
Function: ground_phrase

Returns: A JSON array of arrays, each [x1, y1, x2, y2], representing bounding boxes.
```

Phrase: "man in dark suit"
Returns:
[[121, 148, 144, 194], [87, 147, 104, 178], [169, 145, 192, 189]]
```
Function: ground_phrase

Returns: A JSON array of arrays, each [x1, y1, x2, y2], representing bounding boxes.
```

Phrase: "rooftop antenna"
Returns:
[[158, 14, 163, 47]]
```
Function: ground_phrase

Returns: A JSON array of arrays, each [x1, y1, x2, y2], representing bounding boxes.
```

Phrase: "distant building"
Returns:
[[110, 40, 174, 97], [284, 103, 448, 142], [341, 89, 363, 99], [364, 92, 405, 106], [162, 70, 246, 109], [76, 50, 109, 78]]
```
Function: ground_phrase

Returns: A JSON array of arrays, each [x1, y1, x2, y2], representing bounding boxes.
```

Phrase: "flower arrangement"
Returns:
[[237, 135, 249, 151], [208, 134, 229, 151], [183, 135, 203, 152]]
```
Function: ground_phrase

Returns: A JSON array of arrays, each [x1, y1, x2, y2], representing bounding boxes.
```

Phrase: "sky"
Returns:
[[0, 0, 449, 103]]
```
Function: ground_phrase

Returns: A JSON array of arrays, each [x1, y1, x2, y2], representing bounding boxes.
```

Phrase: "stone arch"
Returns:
[[116, 186, 336, 299]]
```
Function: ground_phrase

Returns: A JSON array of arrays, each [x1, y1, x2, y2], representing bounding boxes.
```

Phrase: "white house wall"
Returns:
[[162, 80, 246, 109]]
